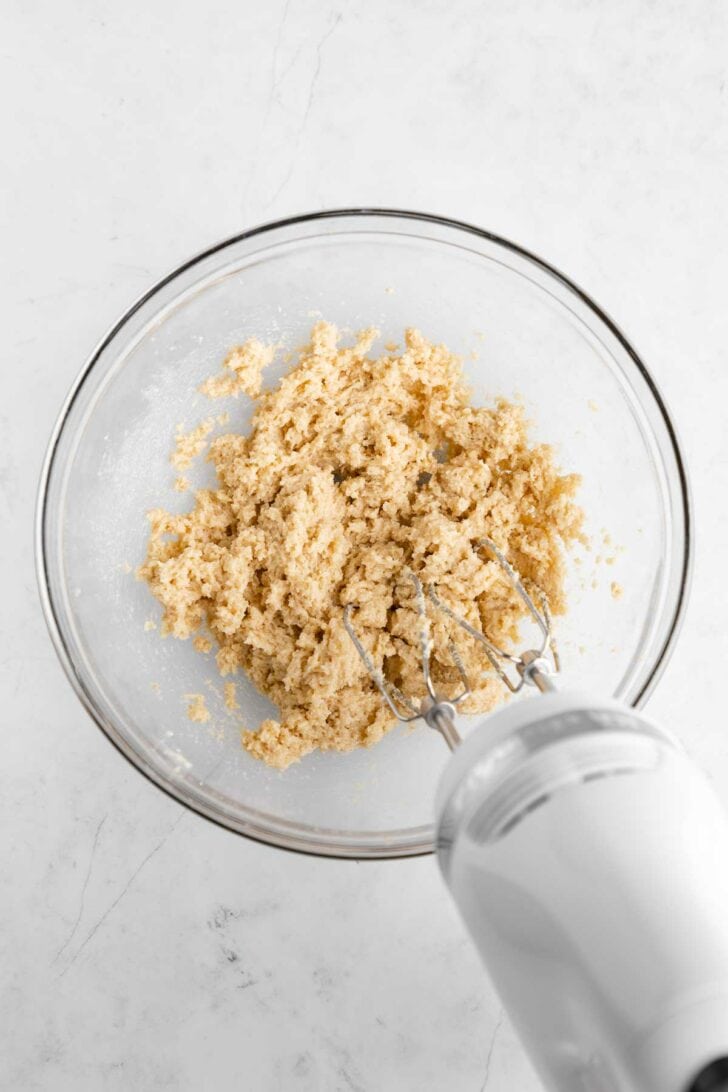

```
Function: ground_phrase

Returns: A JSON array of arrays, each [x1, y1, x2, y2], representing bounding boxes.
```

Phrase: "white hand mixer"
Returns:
[[345, 541, 728, 1092]]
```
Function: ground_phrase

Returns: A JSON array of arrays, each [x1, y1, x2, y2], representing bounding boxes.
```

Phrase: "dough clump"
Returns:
[[140, 323, 583, 769], [186, 693, 210, 723]]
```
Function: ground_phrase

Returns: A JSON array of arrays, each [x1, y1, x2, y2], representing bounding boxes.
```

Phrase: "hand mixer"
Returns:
[[345, 541, 728, 1092]]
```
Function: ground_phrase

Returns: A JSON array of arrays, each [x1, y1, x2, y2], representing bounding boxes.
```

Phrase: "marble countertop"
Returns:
[[2, 2, 727, 1089]]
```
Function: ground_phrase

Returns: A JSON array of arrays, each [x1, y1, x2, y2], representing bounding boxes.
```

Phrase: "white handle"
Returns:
[[438, 697, 728, 1092]]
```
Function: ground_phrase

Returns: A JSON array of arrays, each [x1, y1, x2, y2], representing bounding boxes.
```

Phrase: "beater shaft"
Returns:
[[343, 539, 558, 748]]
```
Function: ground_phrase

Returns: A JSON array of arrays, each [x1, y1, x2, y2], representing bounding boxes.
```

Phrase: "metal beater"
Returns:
[[344, 542, 728, 1092], [343, 538, 557, 750]]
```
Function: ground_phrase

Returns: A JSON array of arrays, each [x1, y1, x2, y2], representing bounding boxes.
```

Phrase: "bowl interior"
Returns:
[[40, 212, 688, 856]]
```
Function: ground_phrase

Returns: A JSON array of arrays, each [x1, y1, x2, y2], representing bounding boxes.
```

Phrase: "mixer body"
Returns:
[[436, 693, 728, 1092]]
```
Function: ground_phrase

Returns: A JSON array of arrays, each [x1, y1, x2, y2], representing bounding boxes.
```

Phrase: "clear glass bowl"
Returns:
[[36, 210, 691, 858]]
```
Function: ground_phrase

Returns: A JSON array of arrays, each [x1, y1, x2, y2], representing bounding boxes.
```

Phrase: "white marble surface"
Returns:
[[2, 2, 728, 1089]]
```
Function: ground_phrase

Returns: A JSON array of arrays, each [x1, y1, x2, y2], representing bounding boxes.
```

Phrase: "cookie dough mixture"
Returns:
[[140, 322, 583, 769]]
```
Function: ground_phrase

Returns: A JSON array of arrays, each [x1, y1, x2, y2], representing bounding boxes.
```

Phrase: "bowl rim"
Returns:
[[35, 206, 693, 860]]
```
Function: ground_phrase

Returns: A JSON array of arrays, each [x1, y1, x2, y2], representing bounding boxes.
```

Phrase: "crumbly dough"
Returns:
[[171, 419, 214, 471], [186, 693, 210, 723], [141, 323, 583, 769], [200, 340, 274, 400]]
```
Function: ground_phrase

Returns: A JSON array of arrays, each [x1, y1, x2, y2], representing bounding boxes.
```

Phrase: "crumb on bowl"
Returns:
[[186, 693, 210, 723], [172, 419, 214, 471]]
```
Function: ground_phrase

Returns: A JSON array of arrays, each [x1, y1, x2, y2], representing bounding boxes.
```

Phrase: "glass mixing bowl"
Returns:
[[36, 209, 691, 858]]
